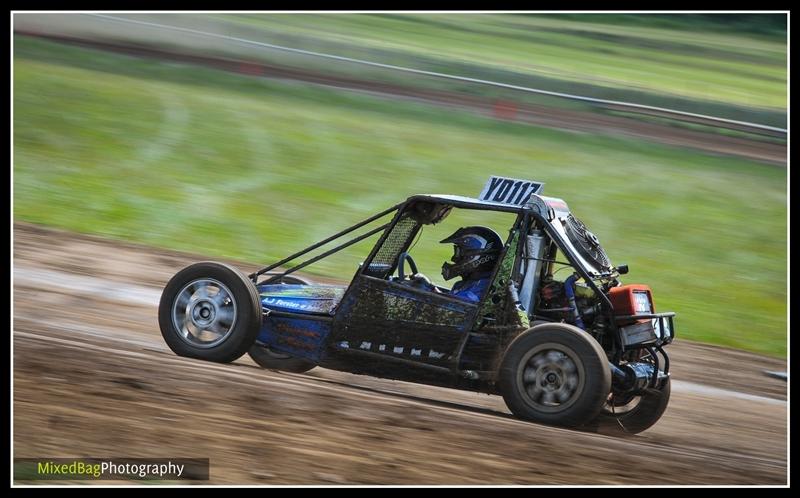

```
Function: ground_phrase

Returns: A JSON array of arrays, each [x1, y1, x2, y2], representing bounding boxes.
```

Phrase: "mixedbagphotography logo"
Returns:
[[14, 458, 210, 481]]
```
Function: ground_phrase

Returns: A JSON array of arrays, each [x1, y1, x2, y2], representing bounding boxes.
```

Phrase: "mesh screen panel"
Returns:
[[363, 214, 420, 279]]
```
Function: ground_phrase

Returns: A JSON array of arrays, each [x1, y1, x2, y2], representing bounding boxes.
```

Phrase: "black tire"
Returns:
[[586, 377, 671, 435], [248, 345, 317, 373], [247, 274, 317, 373], [498, 323, 612, 427], [158, 261, 262, 363]]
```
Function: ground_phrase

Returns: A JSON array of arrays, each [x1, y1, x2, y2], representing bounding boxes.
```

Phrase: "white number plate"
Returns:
[[479, 176, 544, 206]]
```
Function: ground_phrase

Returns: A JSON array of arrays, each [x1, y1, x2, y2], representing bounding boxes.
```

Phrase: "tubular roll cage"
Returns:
[[248, 203, 403, 282], [248, 195, 672, 380]]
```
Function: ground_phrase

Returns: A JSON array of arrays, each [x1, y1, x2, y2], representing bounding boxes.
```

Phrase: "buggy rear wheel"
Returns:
[[158, 261, 262, 363], [498, 323, 611, 427], [586, 377, 671, 435], [248, 344, 316, 373]]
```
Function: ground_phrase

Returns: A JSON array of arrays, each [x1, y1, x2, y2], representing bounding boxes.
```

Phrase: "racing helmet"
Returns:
[[440, 226, 503, 281]]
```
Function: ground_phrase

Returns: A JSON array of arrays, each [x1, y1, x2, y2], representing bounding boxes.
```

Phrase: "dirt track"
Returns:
[[12, 222, 787, 485]]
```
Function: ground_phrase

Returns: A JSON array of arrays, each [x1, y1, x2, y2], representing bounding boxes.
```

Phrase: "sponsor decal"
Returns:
[[464, 254, 496, 270], [479, 176, 544, 206], [263, 297, 317, 311]]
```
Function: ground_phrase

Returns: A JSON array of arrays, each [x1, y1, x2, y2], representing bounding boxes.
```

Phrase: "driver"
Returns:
[[440, 226, 502, 303], [409, 226, 502, 303]]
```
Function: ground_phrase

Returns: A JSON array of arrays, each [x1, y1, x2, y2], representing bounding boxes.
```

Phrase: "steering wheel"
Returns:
[[397, 252, 437, 290], [397, 252, 418, 281]]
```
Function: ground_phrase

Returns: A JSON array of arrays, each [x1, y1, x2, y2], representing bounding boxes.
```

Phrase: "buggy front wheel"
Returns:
[[158, 261, 262, 363]]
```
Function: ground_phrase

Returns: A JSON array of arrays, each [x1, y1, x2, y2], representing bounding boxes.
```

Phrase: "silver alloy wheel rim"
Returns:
[[518, 343, 585, 413], [172, 278, 237, 348]]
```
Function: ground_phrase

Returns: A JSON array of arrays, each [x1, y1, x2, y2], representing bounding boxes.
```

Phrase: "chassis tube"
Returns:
[[249, 203, 401, 280]]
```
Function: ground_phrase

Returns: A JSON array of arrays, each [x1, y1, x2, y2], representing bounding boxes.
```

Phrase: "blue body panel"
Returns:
[[257, 284, 345, 315], [256, 283, 346, 361], [258, 316, 333, 362]]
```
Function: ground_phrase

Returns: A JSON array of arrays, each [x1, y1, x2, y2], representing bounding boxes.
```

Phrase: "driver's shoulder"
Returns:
[[461, 272, 493, 286]]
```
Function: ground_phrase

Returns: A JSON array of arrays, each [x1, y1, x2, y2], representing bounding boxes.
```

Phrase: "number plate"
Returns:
[[620, 320, 658, 347], [479, 176, 544, 205]]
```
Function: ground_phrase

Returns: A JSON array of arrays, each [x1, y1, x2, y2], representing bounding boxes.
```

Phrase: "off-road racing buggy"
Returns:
[[159, 176, 675, 434]]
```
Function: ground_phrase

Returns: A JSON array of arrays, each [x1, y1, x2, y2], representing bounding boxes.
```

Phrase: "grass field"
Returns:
[[13, 37, 787, 357], [547, 13, 787, 38], [14, 13, 788, 127], [215, 13, 787, 109]]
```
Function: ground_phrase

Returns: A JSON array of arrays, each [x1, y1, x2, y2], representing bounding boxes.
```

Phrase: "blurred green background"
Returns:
[[219, 13, 787, 110], [13, 14, 787, 357]]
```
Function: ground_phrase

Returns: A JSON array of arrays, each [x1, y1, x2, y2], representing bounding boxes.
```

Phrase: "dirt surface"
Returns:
[[15, 32, 787, 166], [12, 222, 788, 485]]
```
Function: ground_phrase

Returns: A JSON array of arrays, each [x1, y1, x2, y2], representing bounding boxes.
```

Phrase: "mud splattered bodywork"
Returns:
[[255, 284, 345, 361], [331, 276, 478, 367]]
